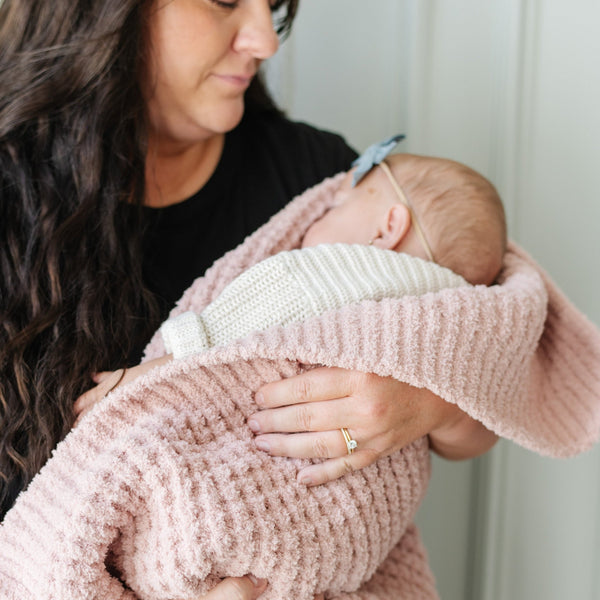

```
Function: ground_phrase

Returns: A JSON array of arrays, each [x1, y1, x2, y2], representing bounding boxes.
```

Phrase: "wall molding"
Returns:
[[405, 0, 435, 148], [403, 2, 548, 598], [270, 2, 600, 597], [470, 4, 532, 597]]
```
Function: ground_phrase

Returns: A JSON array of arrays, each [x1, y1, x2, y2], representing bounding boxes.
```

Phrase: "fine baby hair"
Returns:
[[334, 134, 507, 286], [384, 153, 507, 285]]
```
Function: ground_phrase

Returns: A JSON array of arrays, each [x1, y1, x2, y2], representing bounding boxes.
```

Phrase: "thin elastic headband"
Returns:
[[378, 160, 435, 263]]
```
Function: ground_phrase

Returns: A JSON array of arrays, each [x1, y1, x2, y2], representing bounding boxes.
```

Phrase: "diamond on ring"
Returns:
[[341, 428, 358, 455]]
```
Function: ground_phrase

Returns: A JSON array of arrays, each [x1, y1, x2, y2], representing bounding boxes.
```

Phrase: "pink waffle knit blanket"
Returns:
[[1, 174, 599, 600]]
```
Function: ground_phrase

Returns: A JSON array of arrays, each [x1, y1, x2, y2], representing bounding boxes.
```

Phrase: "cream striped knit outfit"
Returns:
[[160, 244, 470, 359], [1, 174, 599, 600]]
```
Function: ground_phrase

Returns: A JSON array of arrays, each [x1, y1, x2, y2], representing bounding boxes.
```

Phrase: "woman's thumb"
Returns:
[[201, 575, 267, 600]]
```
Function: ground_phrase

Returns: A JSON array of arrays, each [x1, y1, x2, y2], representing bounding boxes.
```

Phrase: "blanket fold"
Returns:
[[145, 174, 600, 458], [0, 356, 434, 600], [1, 174, 599, 600]]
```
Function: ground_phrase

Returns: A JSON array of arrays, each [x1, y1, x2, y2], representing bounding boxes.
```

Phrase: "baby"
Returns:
[[62, 142, 510, 598], [75, 145, 506, 415], [302, 150, 506, 286]]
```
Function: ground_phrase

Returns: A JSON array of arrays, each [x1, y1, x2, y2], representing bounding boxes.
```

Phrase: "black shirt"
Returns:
[[141, 111, 357, 322]]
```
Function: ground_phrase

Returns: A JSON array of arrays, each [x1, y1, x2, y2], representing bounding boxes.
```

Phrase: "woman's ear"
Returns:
[[373, 203, 412, 250]]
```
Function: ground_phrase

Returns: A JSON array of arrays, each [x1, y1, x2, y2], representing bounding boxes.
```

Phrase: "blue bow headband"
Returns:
[[350, 134, 435, 263], [351, 134, 405, 187]]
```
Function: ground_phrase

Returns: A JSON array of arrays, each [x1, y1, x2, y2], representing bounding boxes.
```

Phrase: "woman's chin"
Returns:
[[205, 99, 246, 135], [162, 101, 246, 144]]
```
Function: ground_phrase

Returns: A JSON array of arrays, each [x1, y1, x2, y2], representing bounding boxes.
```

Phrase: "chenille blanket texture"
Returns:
[[1, 174, 600, 600]]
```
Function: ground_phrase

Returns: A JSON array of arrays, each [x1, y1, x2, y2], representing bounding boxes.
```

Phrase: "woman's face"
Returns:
[[144, 0, 279, 146]]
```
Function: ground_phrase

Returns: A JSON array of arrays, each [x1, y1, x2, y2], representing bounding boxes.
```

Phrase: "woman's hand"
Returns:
[[185, 576, 323, 600], [248, 367, 498, 486], [187, 576, 268, 600], [73, 354, 173, 425]]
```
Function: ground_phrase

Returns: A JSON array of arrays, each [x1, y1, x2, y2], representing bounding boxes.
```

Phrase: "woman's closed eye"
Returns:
[[207, 0, 282, 11], [207, 0, 237, 9]]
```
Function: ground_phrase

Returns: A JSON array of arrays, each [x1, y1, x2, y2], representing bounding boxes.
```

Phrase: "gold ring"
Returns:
[[341, 428, 358, 455]]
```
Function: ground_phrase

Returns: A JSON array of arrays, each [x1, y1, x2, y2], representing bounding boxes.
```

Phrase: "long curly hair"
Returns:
[[0, 0, 299, 519]]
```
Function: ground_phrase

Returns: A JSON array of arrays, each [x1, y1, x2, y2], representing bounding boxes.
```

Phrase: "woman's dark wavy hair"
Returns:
[[0, 0, 299, 519]]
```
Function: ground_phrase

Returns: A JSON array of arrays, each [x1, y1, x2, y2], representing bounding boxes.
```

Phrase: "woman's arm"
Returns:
[[248, 367, 497, 486], [427, 393, 498, 460]]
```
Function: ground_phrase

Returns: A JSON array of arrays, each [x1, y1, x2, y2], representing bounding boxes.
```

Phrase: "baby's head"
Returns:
[[302, 153, 507, 285]]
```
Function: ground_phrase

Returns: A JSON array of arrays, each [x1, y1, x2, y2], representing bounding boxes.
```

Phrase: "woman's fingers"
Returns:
[[248, 396, 358, 435], [73, 356, 173, 426], [73, 369, 122, 415], [254, 428, 383, 486], [256, 366, 356, 408], [186, 575, 322, 600], [254, 429, 354, 459], [74, 382, 106, 410], [92, 371, 113, 384], [249, 368, 451, 486], [194, 576, 267, 600], [73, 381, 110, 414], [296, 450, 379, 487], [251, 364, 494, 483]]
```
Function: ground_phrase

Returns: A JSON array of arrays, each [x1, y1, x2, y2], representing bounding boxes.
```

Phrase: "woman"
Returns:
[[0, 0, 498, 597]]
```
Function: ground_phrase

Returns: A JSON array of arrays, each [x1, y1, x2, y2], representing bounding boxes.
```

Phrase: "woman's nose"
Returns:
[[233, 0, 279, 59]]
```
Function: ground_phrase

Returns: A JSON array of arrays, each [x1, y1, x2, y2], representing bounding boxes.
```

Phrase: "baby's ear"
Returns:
[[375, 203, 412, 250]]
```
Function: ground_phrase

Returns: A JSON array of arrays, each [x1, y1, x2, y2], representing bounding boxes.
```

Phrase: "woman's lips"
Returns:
[[213, 73, 254, 88]]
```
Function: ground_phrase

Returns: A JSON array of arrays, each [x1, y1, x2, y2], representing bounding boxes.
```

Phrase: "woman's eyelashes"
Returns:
[[207, 0, 238, 10], [207, 0, 281, 11]]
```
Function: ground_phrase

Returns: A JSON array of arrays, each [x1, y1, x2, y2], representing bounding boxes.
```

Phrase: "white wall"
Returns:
[[268, 0, 411, 150], [267, 1, 600, 598]]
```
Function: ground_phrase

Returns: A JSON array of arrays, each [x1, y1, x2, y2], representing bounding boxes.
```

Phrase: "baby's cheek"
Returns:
[[301, 215, 331, 248], [301, 224, 319, 248]]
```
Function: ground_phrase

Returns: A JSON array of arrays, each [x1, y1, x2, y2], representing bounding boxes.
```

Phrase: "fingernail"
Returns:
[[248, 574, 267, 587], [299, 476, 313, 486], [255, 439, 270, 453], [254, 391, 264, 406], [247, 419, 261, 433]]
